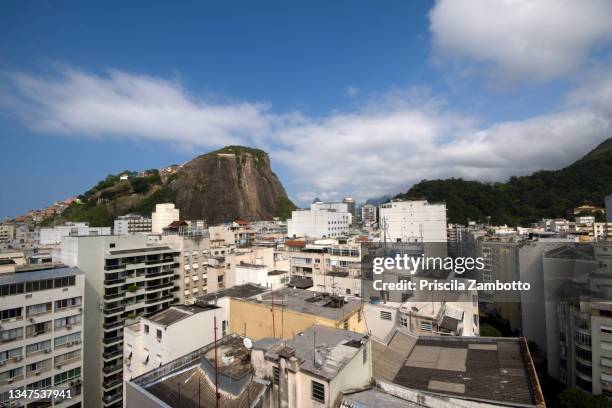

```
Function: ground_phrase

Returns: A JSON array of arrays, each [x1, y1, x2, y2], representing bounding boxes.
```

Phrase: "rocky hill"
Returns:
[[44, 146, 295, 226], [397, 138, 612, 226]]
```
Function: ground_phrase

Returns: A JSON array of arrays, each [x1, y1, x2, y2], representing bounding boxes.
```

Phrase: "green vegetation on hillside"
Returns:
[[274, 196, 296, 220], [397, 138, 612, 226]]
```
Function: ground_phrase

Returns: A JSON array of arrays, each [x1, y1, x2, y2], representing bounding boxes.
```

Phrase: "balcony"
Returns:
[[103, 320, 124, 331], [103, 361, 123, 374], [104, 264, 126, 271], [102, 335, 123, 346], [146, 282, 173, 291], [104, 277, 126, 286], [103, 306, 124, 315], [103, 291, 125, 300], [102, 349, 122, 361], [102, 377, 123, 390], [103, 390, 123, 406]]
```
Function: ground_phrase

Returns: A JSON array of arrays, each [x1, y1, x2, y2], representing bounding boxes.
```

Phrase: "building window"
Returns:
[[0, 307, 22, 321], [400, 316, 408, 327], [109, 243, 115, 248], [156, 329, 162, 341], [363, 347, 367, 364], [420, 322, 432, 332], [312, 380, 325, 403], [346, 289, 351, 295], [144, 325, 149, 334], [380, 311, 392, 321], [357, 310, 362, 322], [273, 366, 279, 385], [343, 320, 349, 330]]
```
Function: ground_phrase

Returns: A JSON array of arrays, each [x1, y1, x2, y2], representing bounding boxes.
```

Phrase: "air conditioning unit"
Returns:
[[67, 342, 73, 347], [7, 379, 13, 384], [66, 325, 72, 330], [44, 349, 51, 354], [56, 364, 62, 369], [14, 356, 22, 362], [29, 318, 35, 322], [35, 371, 40, 376]]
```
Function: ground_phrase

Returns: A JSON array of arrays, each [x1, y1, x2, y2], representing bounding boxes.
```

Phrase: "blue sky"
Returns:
[[2, 0, 612, 218]]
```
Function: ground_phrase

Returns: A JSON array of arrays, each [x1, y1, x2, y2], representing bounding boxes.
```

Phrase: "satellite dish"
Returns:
[[243, 337, 253, 350]]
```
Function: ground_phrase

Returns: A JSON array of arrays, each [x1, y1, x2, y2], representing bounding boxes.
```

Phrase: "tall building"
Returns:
[[113, 214, 152, 235], [543, 244, 612, 396], [60, 234, 179, 408], [343, 197, 356, 219], [151, 203, 179, 234], [361, 204, 377, 226], [0, 266, 84, 407], [379, 200, 447, 243]]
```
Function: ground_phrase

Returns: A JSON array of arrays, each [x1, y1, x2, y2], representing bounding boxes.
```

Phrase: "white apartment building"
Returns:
[[0, 266, 84, 408], [59, 234, 179, 408], [151, 203, 179, 234], [113, 214, 152, 235], [123, 304, 226, 383], [379, 200, 447, 243], [39, 222, 111, 246], [287, 210, 350, 239]]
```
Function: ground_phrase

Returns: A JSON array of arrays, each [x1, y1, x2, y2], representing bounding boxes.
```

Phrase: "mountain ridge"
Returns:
[[396, 138, 612, 226], [44, 146, 295, 227]]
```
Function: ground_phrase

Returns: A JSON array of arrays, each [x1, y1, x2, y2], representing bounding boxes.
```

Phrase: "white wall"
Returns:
[[287, 210, 350, 239], [379, 201, 447, 243]]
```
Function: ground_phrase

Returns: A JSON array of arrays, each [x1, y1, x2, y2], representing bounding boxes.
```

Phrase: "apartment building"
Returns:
[[59, 234, 179, 408], [151, 203, 179, 234], [0, 266, 84, 407], [209, 223, 256, 247], [161, 234, 211, 304], [123, 303, 226, 385], [379, 200, 447, 243], [39, 222, 111, 246], [113, 214, 152, 235], [544, 244, 612, 396], [287, 209, 350, 239]]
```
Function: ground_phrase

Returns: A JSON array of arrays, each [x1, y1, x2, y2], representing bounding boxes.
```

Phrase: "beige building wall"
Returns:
[[229, 298, 366, 340]]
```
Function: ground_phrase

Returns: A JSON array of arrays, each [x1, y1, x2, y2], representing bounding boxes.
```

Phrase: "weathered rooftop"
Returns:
[[146, 304, 219, 327], [196, 283, 267, 303], [250, 288, 362, 321], [255, 326, 367, 380], [373, 333, 542, 407]]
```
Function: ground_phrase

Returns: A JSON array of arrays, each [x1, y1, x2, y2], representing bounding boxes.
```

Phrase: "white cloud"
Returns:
[[429, 0, 612, 82], [2, 66, 612, 206], [2, 68, 272, 147]]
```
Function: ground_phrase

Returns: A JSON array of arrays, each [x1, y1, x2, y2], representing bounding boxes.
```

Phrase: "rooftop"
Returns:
[[0, 266, 82, 285], [373, 332, 542, 407], [254, 326, 367, 380], [196, 283, 268, 303], [146, 304, 219, 327], [132, 335, 265, 408], [247, 288, 362, 321]]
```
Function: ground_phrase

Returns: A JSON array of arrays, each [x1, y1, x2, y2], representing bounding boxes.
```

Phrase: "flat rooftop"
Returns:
[[146, 304, 219, 327], [249, 288, 362, 321], [255, 326, 367, 380], [196, 283, 267, 303], [373, 332, 541, 407], [108, 245, 175, 255], [0, 266, 82, 285]]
